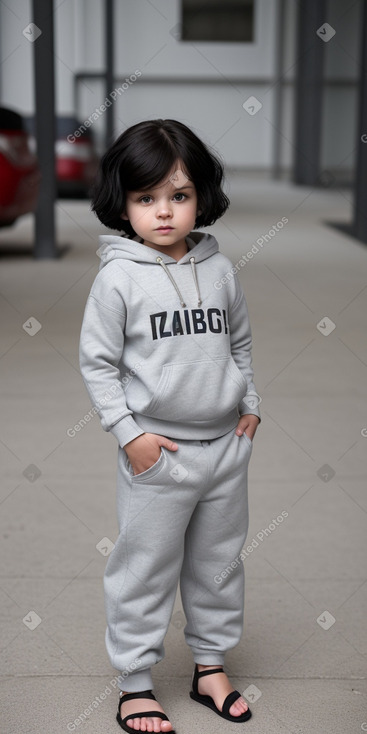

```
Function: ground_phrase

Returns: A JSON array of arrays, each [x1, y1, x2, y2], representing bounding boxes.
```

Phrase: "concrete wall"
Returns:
[[0, 0, 362, 175]]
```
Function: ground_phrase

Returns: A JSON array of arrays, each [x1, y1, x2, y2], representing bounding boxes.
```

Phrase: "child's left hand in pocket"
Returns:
[[235, 414, 260, 442]]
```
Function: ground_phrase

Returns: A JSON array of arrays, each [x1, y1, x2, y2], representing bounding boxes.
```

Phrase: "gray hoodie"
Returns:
[[79, 231, 261, 448]]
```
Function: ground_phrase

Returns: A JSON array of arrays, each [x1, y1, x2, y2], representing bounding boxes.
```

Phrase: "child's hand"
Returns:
[[235, 414, 260, 443], [124, 433, 178, 476]]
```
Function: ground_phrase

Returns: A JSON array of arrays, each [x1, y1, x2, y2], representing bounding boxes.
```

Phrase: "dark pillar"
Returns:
[[272, 0, 285, 179], [354, 0, 367, 244], [105, 0, 114, 148], [293, 0, 326, 185], [32, 0, 57, 258]]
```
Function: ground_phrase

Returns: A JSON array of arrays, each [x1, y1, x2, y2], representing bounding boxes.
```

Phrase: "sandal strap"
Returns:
[[118, 690, 156, 711], [121, 710, 169, 724], [222, 690, 241, 716], [119, 690, 156, 702], [196, 666, 225, 678]]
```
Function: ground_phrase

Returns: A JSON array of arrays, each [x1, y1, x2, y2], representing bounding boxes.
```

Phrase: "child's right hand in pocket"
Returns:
[[123, 433, 178, 476]]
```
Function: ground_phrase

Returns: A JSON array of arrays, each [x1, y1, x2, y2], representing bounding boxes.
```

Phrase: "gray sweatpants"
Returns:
[[103, 425, 253, 692]]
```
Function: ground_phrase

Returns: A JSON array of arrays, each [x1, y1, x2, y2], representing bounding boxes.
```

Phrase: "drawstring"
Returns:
[[156, 257, 186, 307], [189, 256, 202, 306], [156, 256, 202, 307]]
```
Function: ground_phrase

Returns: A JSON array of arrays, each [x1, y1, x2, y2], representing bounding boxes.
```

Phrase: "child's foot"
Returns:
[[120, 691, 174, 732], [197, 664, 249, 718]]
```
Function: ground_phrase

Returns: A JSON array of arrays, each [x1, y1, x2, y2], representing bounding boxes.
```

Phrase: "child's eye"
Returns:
[[139, 195, 152, 204], [172, 193, 187, 202]]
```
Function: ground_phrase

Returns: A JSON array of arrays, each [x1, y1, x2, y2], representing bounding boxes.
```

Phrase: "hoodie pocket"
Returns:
[[145, 356, 247, 422]]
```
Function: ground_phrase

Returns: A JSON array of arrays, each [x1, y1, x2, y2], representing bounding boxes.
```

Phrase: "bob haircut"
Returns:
[[91, 119, 230, 236]]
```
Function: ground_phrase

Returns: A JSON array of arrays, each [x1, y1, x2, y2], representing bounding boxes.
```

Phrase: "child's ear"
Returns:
[[120, 212, 129, 221]]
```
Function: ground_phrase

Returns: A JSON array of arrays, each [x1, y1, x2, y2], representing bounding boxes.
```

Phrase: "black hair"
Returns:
[[91, 119, 230, 235]]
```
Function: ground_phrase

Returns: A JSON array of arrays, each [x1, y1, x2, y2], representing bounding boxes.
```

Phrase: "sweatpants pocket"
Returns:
[[127, 448, 167, 483], [242, 431, 253, 448]]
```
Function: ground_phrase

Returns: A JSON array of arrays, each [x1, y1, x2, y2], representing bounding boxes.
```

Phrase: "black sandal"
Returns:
[[116, 689, 176, 733], [189, 664, 252, 723]]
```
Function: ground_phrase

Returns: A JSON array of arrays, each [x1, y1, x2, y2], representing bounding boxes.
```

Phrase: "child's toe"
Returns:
[[161, 722, 173, 731], [229, 697, 248, 716]]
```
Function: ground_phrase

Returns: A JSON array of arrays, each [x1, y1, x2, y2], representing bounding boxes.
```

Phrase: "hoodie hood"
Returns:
[[96, 231, 219, 308], [97, 230, 219, 266]]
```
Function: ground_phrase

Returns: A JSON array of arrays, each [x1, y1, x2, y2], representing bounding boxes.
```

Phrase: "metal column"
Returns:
[[293, 0, 326, 185], [105, 0, 114, 148], [354, 0, 367, 244], [32, 0, 57, 258], [272, 0, 285, 180]]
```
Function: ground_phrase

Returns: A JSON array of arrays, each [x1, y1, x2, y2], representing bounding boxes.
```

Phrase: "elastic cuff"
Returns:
[[192, 651, 225, 666], [117, 666, 154, 692], [109, 414, 145, 448], [238, 403, 261, 423]]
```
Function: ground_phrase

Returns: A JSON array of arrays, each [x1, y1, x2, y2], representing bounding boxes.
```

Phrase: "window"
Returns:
[[181, 0, 254, 43]]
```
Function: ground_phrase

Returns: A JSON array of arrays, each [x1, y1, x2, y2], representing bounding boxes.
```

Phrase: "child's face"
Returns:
[[121, 163, 198, 252]]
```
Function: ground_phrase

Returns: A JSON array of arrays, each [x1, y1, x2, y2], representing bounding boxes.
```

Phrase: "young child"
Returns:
[[79, 118, 261, 733]]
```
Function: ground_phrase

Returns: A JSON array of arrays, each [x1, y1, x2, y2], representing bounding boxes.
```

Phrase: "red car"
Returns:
[[0, 107, 40, 226], [55, 117, 99, 196], [24, 115, 99, 197]]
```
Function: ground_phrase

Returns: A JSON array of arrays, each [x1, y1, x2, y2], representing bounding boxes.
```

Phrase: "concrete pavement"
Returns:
[[0, 176, 366, 733]]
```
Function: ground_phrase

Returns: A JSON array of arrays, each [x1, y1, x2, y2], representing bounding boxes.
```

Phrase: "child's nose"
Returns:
[[157, 200, 172, 217]]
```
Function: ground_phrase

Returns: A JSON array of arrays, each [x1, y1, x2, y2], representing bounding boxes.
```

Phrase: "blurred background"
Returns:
[[1, 2, 367, 734], [0, 0, 366, 242]]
